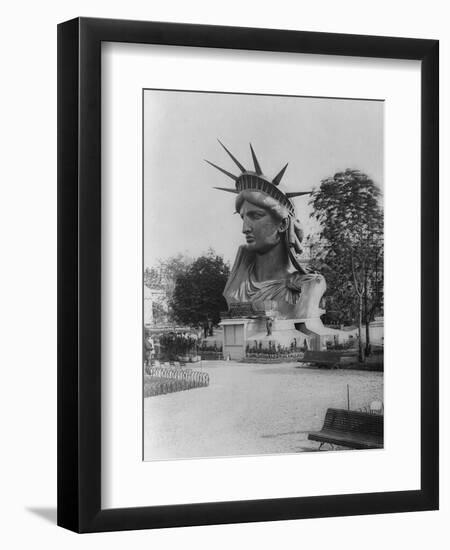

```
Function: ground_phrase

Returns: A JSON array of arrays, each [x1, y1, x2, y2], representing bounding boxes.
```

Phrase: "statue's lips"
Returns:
[[245, 236, 255, 243]]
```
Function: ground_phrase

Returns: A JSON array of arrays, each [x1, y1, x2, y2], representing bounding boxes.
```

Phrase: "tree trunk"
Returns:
[[351, 253, 365, 363], [358, 295, 365, 363], [364, 267, 371, 356], [365, 320, 371, 356]]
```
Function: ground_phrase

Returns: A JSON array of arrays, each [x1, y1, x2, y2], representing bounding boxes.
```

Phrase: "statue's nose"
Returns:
[[242, 219, 251, 233]]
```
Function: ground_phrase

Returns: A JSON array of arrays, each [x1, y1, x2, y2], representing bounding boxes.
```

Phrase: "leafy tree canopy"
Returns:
[[144, 254, 192, 291], [309, 169, 383, 329], [311, 169, 382, 248], [171, 249, 230, 326], [144, 254, 192, 324]]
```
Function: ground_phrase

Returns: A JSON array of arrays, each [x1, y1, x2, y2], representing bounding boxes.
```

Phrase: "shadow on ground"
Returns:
[[26, 507, 57, 525], [261, 430, 310, 439]]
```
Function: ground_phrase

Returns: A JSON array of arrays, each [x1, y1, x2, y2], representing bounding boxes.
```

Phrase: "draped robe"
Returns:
[[223, 246, 326, 320]]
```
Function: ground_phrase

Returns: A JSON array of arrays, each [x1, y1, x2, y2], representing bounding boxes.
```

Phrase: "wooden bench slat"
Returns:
[[308, 408, 383, 450], [308, 430, 383, 449]]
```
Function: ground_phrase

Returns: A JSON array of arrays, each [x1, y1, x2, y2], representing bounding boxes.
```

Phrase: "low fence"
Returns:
[[144, 366, 210, 397]]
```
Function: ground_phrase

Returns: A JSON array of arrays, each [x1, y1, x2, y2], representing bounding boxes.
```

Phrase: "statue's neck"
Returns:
[[253, 242, 290, 282]]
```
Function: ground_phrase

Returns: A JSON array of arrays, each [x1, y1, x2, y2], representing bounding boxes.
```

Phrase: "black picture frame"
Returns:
[[57, 17, 439, 533]]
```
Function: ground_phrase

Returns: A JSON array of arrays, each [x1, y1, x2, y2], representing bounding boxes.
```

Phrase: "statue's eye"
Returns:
[[249, 211, 264, 220]]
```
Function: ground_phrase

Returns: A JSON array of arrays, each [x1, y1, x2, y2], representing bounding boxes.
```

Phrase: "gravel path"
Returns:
[[143, 361, 383, 460]]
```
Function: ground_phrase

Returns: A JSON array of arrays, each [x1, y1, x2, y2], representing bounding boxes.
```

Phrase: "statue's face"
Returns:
[[239, 200, 285, 254]]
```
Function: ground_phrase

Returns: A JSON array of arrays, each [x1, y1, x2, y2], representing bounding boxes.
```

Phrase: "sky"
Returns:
[[143, 90, 383, 268]]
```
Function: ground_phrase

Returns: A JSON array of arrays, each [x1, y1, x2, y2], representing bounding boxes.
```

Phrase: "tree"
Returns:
[[309, 169, 383, 360], [171, 250, 230, 326], [144, 254, 192, 323], [151, 301, 167, 326]]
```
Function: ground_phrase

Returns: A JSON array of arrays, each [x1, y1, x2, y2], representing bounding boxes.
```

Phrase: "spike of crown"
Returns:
[[205, 141, 310, 217]]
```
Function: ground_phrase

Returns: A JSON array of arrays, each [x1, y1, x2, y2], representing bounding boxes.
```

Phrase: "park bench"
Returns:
[[302, 350, 339, 367], [308, 408, 383, 450], [300, 350, 353, 368]]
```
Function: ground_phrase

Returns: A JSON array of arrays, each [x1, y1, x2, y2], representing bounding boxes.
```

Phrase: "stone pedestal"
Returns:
[[220, 316, 339, 360]]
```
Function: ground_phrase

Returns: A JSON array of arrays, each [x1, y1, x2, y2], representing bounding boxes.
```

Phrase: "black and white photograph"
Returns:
[[0, 0, 445, 543], [143, 90, 384, 460]]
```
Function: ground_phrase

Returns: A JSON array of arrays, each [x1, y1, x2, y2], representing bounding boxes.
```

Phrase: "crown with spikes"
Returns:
[[205, 140, 311, 216]]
